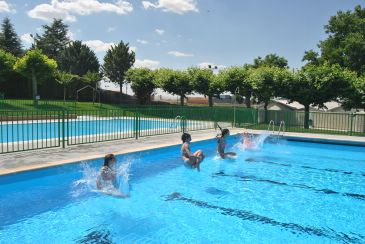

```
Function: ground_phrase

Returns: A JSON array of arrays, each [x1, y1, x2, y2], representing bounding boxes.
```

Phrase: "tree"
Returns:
[[0, 17, 22, 57], [154, 68, 192, 106], [82, 71, 102, 88], [101, 41, 135, 101], [34, 19, 70, 60], [55, 71, 78, 101], [252, 54, 288, 68], [187, 67, 223, 107], [283, 64, 356, 128], [218, 66, 253, 108], [319, 5, 365, 75], [58, 40, 99, 76], [302, 50, 320, 66], [248, 66, 292, 122], [0, 49, 16, 82], [126, 68, 155, 104], [14, 49, 58, 105]]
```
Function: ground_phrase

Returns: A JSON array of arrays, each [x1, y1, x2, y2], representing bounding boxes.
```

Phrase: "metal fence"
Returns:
[[248, 109, 365, 136], [1, 107, 364, 154]]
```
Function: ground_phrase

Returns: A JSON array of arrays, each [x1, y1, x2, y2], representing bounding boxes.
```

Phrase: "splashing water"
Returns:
[[234, 132, 271, 151], [71, 158, 132, 198]]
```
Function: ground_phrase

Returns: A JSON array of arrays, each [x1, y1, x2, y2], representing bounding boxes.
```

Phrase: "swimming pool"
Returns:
[[1, 136, 365, 243], [0, 118, 206, 143]]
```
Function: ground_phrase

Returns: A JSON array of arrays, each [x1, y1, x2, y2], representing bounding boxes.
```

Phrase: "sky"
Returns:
[[0, 0, 363, 93]]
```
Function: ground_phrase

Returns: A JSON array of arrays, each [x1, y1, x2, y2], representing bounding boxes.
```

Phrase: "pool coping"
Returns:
[[0, 129, 234, 176], [1, 129, 364, 176]]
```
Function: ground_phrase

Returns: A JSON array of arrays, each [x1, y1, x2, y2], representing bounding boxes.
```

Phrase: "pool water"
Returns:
[[0, 118, 181, 143], [1, 136, 365, 243]]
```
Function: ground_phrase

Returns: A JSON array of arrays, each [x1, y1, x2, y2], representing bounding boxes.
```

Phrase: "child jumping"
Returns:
[[217, 128, 237, 159], [181, 133, 205, 171]]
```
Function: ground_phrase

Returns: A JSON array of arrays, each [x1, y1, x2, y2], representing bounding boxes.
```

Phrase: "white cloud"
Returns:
[[83, 40, 115, 52], [20, 33, 33, 45], [137, 39, 149, 45], [142, 0, 198, 14], [28, 0, 133, 22], [155, 28, 165, 35], [0, 1, 15, 13], [134, 59, 160, 69], [107, 27, 116, 33], [130, 46, 137, 52], [168, 51, 193, 57], [67, 30, 75, 40]]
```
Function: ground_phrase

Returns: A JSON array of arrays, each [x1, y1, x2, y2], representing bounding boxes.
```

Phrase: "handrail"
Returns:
[[267, 120, 275, 134], [277, 120, 285, 137], [170, 115, 182, 128]]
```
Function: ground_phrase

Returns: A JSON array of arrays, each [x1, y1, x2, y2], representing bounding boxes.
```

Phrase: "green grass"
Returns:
[[0, 99, 130, 111]]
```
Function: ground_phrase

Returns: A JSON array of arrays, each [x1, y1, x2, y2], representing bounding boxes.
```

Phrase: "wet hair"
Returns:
[[181, 133, 191, 143], [104, 154, 116, 167], [222, 128, 230, 137]]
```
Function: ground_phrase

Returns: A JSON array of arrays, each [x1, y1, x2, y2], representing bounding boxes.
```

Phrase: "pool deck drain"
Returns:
[[0, 129, 364, 176]]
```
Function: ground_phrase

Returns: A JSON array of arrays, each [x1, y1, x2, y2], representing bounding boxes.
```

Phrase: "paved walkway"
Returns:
[[1, 128, 364, 176]]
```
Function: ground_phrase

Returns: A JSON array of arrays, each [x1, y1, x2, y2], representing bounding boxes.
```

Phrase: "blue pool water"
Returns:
[[0, 119, 178, 143], [1, 136, 365, 243]]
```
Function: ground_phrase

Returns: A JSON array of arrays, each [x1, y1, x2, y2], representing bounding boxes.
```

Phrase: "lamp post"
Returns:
[[233, 87, 239, 128], [206, 65, 218, 107]]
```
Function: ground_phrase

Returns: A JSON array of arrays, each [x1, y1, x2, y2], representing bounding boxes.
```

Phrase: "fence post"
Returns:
[[134, 111, 140, 139], [349, 113, 354, 136], [62, 110, 65, 148], [181, 116, 187, 133]]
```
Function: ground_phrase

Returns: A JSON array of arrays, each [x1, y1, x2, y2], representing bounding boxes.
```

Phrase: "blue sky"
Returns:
[[0, 0, 363, 71]]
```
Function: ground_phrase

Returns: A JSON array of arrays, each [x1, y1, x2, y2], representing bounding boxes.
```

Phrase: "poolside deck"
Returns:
[[0, 129, 364, 176]]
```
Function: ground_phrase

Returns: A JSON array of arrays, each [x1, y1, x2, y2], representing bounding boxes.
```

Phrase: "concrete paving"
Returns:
[[0, 128, 364, 176]]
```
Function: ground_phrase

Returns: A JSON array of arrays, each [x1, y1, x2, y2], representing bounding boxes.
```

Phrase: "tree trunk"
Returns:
[[304, 104, 310, 129], [63, 86, 66, 102], [264, 102, 268, 124], [180, 95, 185, 106], [31, 69, 38, 106], [208, 95, 213, 107], [245, 93, 251, 108], [119, 81, 123, 103]]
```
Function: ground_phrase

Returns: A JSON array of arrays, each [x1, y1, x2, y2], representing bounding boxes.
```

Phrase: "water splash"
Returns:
[[234, 132, 271, 151], [71, 158, 132, 198]]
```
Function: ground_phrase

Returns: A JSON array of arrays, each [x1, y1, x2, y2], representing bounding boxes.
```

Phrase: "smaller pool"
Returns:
[[0, 118, 207, 143]]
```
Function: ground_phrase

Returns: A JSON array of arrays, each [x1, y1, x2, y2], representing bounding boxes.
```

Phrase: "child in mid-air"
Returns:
[[181, 133, 205, 171], [217, 128, 237, 159], [96, 154, 128, 198]]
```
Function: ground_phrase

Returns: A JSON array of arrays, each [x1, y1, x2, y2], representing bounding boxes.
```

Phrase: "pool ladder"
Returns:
[[170, 116, 185, 128], [267, 120, 285, 140]]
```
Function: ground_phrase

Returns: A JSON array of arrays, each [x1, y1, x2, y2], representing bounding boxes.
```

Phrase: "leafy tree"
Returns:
[[319, 5, 365, 75], [218, 66, 253, 108], [187, 67, 223, 107], [283, 64, 356, 128], [248, 66, 293, 122], [154, 68, 192, 106], [252, 54, 288, 68], [58, 40, 99, 76], [55, 70, 78, 101], [0, 49, 16, 82], [34, 19, 70, 60], [0, 17, 23, 57], [126, 68, 155, 104], [14, 49, 58, 104], [82, 71, 102, 88], [101, 41, 135, 101], [302, 50, 320, 66]]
